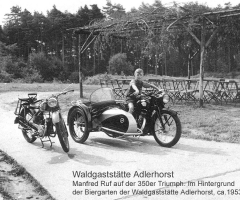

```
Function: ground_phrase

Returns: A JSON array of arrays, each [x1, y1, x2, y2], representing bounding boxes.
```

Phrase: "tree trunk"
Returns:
[[228, 41, 231, 72]]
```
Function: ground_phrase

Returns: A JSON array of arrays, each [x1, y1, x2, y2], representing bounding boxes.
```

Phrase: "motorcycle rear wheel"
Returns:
[[68, 107, 89, 143], [55, 116, 70, 153], [153, 110, 181, 147], [20, 109, 37, 143]]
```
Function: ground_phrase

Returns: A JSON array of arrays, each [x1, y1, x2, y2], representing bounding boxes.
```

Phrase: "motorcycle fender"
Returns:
[[152, 108, 178, 119], [52, 111, 60, 124], [162, 108, 178, 116], [67, 105, 92, 129]]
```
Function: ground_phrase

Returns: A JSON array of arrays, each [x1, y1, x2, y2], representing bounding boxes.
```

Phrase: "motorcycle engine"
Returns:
[[33, 114, 43, 124], [136, 99, 148, 130], [138, 115, 144, 128]]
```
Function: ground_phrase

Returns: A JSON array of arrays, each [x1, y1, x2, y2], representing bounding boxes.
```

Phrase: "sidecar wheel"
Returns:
[[69, 107, 89, 143], [20, 109, 37, 143], [153, 110, 181, 147]]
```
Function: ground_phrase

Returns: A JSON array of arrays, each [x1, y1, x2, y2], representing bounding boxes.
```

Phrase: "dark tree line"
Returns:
[[1, 0, 240, 83]]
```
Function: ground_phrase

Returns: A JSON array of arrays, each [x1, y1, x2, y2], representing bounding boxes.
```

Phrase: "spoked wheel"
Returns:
[[68, 107, 89, 143], [153, 110, 181, 147], [20, 109, 37, 143], [55, 115, 70, 153]]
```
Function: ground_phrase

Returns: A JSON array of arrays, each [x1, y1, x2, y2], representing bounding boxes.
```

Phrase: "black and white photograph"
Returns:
[[1, 0, 240, 199]]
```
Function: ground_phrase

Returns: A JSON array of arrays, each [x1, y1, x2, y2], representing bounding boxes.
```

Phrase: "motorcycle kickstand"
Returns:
[[39, 136, 55, 148]]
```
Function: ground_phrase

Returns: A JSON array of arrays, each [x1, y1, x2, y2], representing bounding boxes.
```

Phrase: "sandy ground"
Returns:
[[0, 91, 55, 200], [1, 91, 240, 200], [0, 151, 53, 200]]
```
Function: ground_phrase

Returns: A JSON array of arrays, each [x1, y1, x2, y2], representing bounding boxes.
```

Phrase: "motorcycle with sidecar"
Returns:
[[67, 87, 181, 147]]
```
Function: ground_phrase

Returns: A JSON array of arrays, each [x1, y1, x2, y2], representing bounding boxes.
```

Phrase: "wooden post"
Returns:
[[199, 19, 206, 107], [78, 34, 83, 98], [188, 53, 191, 80], [187, 53, 191, 90], [164, 51, 167, 75], [155, 54, 158, 75], [62, 33, 65, 69], [93, 47, 96, 74]]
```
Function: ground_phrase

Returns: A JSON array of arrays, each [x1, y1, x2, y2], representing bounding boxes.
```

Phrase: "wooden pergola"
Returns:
[[70, 5, 240, 106]]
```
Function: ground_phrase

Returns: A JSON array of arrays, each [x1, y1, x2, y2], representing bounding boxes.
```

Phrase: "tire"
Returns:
[[68, 107, 89, 143], [20, 109, 37, 143], [153, 109, 181, 147], [55, 116, 70, 153]]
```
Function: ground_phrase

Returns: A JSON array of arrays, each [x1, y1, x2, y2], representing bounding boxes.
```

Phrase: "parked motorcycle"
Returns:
[[14, 90, 74, 153], [67, 87, 181, 147]]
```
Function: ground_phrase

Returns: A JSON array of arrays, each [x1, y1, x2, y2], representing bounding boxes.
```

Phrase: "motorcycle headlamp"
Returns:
[[141, 100, 147, 107], [48, 97, 58, 107], [163, 94, 170, 104]]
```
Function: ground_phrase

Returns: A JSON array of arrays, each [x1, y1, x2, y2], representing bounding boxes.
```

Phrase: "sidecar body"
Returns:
[[68, 88, 140, 137], [97, 106, 138, 135]]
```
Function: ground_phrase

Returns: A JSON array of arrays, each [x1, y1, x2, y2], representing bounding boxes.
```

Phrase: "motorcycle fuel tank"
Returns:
[[98, 108, 137, 134]]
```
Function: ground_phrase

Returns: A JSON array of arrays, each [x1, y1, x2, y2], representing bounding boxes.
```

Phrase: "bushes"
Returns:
[[0, 70, 12, 83], [0, 52, 65, 83], [29, 52, 70, 82], [0, 56, 17, 82], [22, 68, 44, 83], [108, 53, 134, 75], [69, 72, 79, 83], [29, 52, 54, 81], [5, 59, 27, 79]]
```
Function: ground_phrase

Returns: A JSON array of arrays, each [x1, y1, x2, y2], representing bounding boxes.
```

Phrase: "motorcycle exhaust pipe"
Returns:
[[18, 120, 38, 131], [17, 116, 38, 131], [140, 118, 146, 131], [101, 127, 142, 136]]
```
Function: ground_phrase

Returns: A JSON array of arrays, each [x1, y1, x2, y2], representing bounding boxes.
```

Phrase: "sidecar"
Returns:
[[67, 88, 140, 143]]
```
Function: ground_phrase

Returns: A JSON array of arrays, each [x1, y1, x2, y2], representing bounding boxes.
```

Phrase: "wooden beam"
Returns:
[[166, 18, 182, 31], [220, 13, 240, 18], [203, 8, 240, 16], [80, 30, 94, 52], [81, 35, 97, 54], [205, 27, 218, 48], [78, 34, 83, 98], [199, 19, 206, 107], [181, 22, 201, 45], [188, 50, 199, 79]]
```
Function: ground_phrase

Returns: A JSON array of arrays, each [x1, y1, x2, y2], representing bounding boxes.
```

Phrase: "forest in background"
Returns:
[[1, 0, 240, 83]]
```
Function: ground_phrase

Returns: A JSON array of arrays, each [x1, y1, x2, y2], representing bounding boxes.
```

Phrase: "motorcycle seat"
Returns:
[[18, 98, 41, 105], [18, 97, 31, 101]]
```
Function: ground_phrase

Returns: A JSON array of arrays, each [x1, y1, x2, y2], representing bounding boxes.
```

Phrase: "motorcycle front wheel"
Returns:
[[20, 108, 37, 143], [55, 116, 70, 153], [68, 107, 89, 143], [153, 110, 181, 147]]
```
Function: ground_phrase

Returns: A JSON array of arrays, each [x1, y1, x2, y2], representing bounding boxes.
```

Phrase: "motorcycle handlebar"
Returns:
[[57, 89, 75, 97], [26, 90, 74, 107], [131, 90, 164, 99]]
